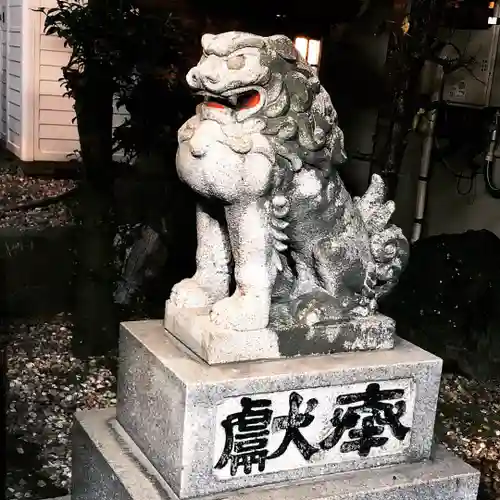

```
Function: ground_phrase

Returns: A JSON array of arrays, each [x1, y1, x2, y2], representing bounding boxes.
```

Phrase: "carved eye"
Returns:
[[227, 55, 245, 70]]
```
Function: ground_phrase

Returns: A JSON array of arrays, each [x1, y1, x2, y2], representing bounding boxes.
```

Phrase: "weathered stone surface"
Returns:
[[164, 303, 279, 364], [165, 303, 394, 364], [71, 407, 480, 500], [167, 31, 409, 342], [117, 320, 442, 498]]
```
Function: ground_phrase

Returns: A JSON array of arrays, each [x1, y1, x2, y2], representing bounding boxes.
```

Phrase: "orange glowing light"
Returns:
[[490, 1, 495, 8]]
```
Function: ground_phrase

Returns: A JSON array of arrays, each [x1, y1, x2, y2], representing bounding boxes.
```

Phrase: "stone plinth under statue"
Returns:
[[164, 303, 394, 364], [68, 31, 479, 500], [118, 323, 439, 496], [70, 321, 479, 500]]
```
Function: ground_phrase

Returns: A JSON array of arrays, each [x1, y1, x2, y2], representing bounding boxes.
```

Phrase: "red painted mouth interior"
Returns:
[[205, 90, 261, 110], [206, 101, 225, 109]]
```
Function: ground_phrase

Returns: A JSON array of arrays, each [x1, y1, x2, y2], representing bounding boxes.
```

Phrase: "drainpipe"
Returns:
[[484, 110, 500, 198], [411, 106, 438, 243]]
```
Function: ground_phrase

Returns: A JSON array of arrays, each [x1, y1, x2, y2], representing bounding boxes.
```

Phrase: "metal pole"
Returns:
[[411, 106, 437, 242]]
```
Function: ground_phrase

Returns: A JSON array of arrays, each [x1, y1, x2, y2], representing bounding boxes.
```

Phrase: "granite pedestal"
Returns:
[[71, 408, 479, 500], [69, 319, 480, 500]]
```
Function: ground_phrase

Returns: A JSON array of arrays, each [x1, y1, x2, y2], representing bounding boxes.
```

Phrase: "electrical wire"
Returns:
[[425, 28, 490, 198], [370, 1, 487, 199], [433, 137, 479, 195]]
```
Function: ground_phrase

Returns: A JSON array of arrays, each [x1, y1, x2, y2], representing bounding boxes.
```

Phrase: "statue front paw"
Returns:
[[169, 277, 219, 309], [210, 293, 269, 331]]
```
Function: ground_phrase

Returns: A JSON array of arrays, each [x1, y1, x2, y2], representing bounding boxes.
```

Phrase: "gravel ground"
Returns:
[[437, 374, 500, 500], [0, 202, 75, 230], [0, 154, 76, 230], [0, 171, 76, 209], [2, 315, 499, 500], [5, 315, 117, 500]]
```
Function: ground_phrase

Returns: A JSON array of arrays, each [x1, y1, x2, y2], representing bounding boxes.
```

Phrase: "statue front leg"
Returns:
[[169, 201, 231, 308], [210, 200, 277, 331]]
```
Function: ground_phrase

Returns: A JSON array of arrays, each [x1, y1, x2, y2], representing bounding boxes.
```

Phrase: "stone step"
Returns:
[[116, 321, 442, 498], [71, 408, 479, 500]]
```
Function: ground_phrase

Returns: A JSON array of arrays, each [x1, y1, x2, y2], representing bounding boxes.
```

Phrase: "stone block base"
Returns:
[[164, 303, 394, 365], [117, 321, 442, 498], [71, 408, 480, 500]]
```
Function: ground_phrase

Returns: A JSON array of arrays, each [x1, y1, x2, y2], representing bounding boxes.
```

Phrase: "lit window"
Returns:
[[294, 36, 322, 72]]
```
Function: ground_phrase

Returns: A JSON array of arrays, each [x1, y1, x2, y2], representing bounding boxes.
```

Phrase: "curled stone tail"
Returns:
[[355, 174, 410, 299]]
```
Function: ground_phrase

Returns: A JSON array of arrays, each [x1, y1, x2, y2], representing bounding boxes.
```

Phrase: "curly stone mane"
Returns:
[[256, 35, 347, 178]]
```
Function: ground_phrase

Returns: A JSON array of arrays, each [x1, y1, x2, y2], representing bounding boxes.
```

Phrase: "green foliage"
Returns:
[[37, 0, 130, 97], [111, 9, 194, 160], [37, 0, 194, 161]]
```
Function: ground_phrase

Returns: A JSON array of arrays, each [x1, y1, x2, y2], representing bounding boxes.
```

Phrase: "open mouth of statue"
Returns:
[[200, 89, 261, 110]]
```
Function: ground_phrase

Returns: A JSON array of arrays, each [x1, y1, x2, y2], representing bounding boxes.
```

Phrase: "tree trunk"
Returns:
[[72, 180, 117, 358], [70, 7, 118, 357]]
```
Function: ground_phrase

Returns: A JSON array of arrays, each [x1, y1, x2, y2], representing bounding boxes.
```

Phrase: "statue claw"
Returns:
[[170, 277, 217, 309]]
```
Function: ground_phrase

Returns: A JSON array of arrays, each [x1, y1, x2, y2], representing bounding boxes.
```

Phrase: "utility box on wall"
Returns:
[[437, 1, 500, 109], [0, 0, 127, 162], [440, 26, 500, 108]]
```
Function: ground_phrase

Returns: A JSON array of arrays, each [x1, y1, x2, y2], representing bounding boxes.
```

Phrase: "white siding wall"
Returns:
[[38, 30, 79, 157], [6, 0, 22, 156], [34, 0, 128, 161], [0, 3, 7, 141]]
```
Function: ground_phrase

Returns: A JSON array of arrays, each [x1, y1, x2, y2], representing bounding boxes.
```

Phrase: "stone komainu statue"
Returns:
[[168, 31, 409, 342]]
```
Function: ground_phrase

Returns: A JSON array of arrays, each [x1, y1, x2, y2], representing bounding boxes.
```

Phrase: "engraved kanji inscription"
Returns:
[[213, 380, 415, 479], [319, 382, 411, 457], [268, 391, 319, 461], [214, 397, 273, 476]]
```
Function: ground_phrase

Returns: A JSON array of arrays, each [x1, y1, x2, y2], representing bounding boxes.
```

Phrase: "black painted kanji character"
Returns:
[[320, 383, 410, 457], [215, 397, 273, 476], [343, 383, 411, 441], [268, 391, 319, 461], [340, 415, 389, 456], [318, 406, 360, 451]]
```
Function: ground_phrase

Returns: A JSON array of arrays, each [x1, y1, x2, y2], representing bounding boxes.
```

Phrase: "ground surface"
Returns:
[[5, 316, 116, 500], [0, 152, 76, 230], [2, 315, 499, 500]]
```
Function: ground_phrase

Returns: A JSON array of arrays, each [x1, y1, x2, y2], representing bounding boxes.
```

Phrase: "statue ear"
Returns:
[[268, 35, 297, 61], [201, 33, 216, 51]]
